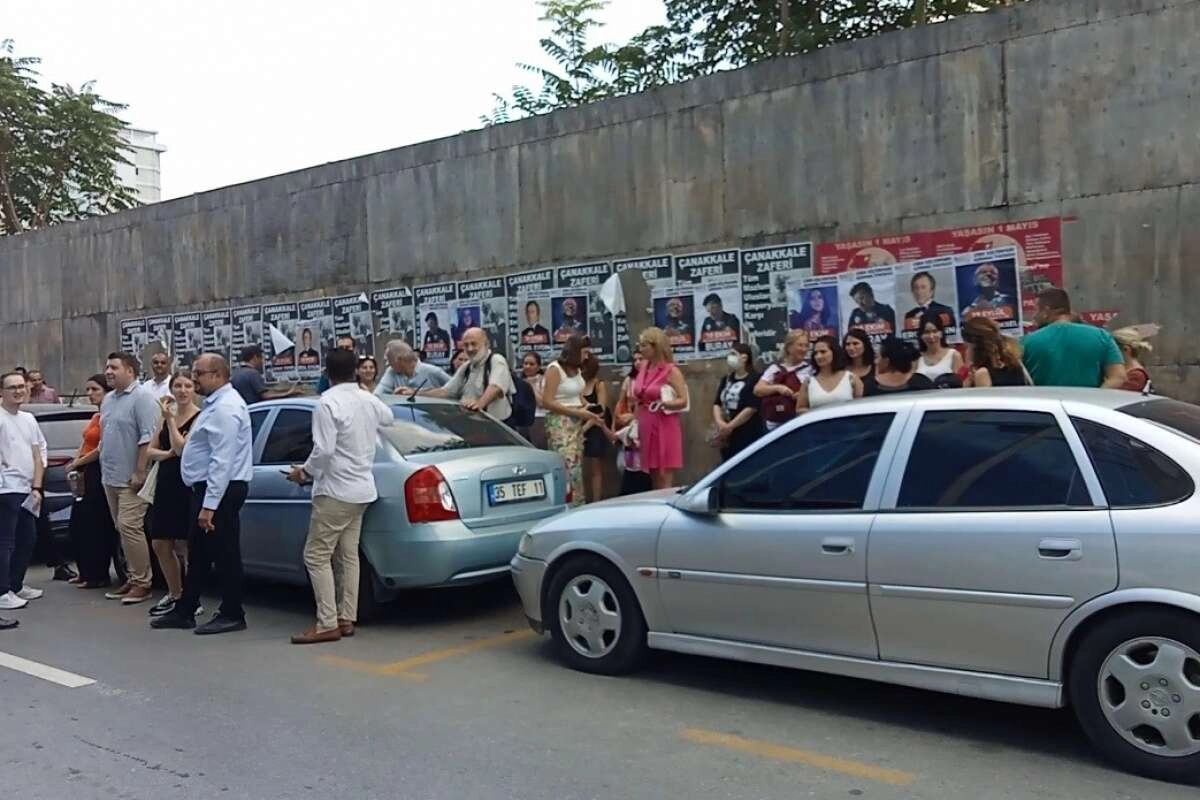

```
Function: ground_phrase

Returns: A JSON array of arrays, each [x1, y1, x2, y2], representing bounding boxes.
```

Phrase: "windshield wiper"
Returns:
[[409, 440, 471, 454]]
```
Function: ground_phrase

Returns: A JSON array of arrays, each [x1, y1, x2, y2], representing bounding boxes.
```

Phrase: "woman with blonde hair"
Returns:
[[1113, 326, 1155, 392], [754, 329, 812, 431], [961, 317, 1027, 387], [633, 327, 688, 490]]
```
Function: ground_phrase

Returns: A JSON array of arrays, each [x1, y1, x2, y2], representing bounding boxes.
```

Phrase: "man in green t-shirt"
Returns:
[[1022, 289, 1127, 388]]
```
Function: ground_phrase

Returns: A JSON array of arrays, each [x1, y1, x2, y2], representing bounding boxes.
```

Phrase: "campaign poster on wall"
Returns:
[[231, 305, 263, 362], [333, 293, 374, 358], [145, 315, 173, 356], [506, 269, 555, 359], [837, 265, 899, 344], [548, 288, 590, 346], [296, 298, 334, 382], [740, 242, 812, 362], [652, 286, 697, 358], [370, 287, 414, 347], [120, 318, 147, 360], [262, 302, 298, 383], [676, 249, 742, 359], [171, 312, 204, 370], [414, 282, 456, 366], [816, 233, 928, 276], [613, 254, 673, 363], [202, 309, 233, 361], [893, 257, 959, 343], [788, 275, 841, 342], [556, 261, 614, 362], [455, 276, 508, 355], [953, 246, 1022, 334]]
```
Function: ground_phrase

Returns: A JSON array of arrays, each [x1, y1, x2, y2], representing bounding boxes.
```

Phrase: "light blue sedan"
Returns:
[[241, 396, 568, 618]]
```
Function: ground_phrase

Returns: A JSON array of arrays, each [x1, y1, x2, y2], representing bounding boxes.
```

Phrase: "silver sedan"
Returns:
[[512, 388, 1200, 784]]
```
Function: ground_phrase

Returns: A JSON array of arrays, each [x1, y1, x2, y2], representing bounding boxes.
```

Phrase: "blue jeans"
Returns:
[[0, 492, 37, 596]]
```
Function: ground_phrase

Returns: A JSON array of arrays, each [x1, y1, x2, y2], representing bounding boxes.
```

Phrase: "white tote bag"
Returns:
[[136, 462, 160, 505]]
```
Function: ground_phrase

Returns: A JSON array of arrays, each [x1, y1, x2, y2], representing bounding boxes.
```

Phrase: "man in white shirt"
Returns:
[[145, 352, 174, 400], [0, 371, 47, 622], [415, 328, 514, 422], [287, 350, 392, 644]]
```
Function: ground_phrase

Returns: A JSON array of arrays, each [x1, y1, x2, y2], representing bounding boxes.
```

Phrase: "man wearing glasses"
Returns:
[[0, 371, 48, 626]]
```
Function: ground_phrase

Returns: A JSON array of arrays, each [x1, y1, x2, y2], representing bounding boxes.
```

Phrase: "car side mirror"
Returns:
[[676, 486, 717, 516]]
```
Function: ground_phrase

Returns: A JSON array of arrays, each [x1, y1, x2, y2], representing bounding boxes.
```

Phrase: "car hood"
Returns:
[[586, 487, 684, 508], [525, 487, 681, 560]]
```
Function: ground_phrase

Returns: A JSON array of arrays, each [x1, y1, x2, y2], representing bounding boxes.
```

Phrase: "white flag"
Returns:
[[268, 323, 295, 354]]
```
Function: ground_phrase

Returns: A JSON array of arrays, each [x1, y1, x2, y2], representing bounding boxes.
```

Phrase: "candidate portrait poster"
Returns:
[[415, 282, 456, 366], [788, 275, 841, 343], [556, 261, 614, 362], [333, 293, 374, 358], [954, 247, 1022, 334], [171, 312, 204, 371], [652, 287, 696, 358], [506, 269, 555, 359], [837, 265, 898, 344], [370, 287, 414, 348], [455, 276, 508, 356], [550, 290, 589, 345], [145, 314, 173, 356], [894, 257, 959, 343], [231, 305, 263, 362], [676, 249, 742, 359], [202, 309, 233, 361], [296, 298, 334, 382], [613, 254, 673, 363], [262, 302, 298, 383], [120, 318, 147, 362], [740, 242, 812, 362]]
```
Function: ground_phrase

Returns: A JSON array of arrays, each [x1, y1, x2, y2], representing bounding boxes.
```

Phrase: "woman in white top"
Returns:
[[797, 335, 863, 413], [915, 312, 962, 381], [539, 334, 599, 506]]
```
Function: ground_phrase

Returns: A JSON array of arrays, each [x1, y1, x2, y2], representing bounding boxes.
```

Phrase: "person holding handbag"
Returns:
[[754, 330, 812, 431], [66, 375, 122, 589]]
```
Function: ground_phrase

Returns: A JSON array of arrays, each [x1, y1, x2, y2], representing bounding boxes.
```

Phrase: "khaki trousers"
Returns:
[[103, 485, 152, 589], [303, 495, 368, 631]]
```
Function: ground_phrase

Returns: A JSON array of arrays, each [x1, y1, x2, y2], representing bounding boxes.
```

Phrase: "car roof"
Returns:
[[22, 403, 93, 416], [247, 395, 462, 411], [812, 387, 1160, 416]]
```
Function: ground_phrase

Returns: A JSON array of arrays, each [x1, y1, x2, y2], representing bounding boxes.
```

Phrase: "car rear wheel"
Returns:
[[546, 555, 646, 675], [1068, 609, 1200, 783]]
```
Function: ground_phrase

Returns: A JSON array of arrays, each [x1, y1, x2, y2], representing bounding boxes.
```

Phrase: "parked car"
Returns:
[[24, 403, 93, 550], [512, 388, 1200, 783], [243, 396, 569, 618]]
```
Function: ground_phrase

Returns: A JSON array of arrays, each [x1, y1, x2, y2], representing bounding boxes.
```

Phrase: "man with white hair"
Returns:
[[374, 340, 451, 397], [416, 328, 513, 421]]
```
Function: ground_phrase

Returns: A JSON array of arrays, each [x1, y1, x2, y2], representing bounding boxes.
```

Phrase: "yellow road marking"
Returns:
[[681, 727, 916, 787], [317, 629, 536, 680]]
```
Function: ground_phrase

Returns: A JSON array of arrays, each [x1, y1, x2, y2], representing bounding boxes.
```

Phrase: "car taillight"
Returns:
[[404, 466, 459, 523]]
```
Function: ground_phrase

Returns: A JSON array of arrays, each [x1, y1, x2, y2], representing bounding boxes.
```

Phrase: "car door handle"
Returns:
[[821, 537, 855, 555], [1038, 538, 1082, 561]]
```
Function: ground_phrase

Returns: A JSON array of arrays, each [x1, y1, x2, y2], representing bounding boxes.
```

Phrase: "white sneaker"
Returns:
[[0, 591, 28, 610], [16, 586, 43, 601], [195, 605, 205, 617]]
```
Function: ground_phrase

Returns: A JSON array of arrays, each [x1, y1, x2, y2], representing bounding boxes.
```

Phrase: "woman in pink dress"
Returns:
[[633, 327, 689, 489]]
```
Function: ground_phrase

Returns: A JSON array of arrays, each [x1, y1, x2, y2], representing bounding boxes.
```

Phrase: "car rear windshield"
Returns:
[[1120, 398, 1200, 442], [35, 415, 91, 451], [382, 403, 527, 455]]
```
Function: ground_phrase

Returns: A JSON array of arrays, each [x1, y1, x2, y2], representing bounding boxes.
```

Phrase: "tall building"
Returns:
[[116, 128, 166, 204]]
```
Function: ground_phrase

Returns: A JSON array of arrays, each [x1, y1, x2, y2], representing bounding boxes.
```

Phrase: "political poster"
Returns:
[[119, 318, 147, 361], [414, 282, 456, 366], [788, 275, 841, 342], [549, 289, 590, 346], [740, 242, 812, 362], [506, 269, 555, 359], [202, 309, 233, 361], [652, 287, 697, 358], [837, 265, 899, 344], [296, 298, 334, 382], [556, 261, 614, 362], [613, 254, 673, 363], [333, 293, 374, 358], [953, 247, 1022, 334], [171, 312, 204, 370], [677, 249, 742, 359], [145, 315, 173, 360], [262, 302, 298, 383], [370, 287, 414, 347], [893, 257, 959, 343], [230, 305, 263, 362], [455, 276, 508, 355]]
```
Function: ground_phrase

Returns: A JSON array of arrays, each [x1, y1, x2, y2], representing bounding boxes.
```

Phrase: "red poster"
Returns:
[[1079, 309, 1120, 328], [814, 233, 932, 275]]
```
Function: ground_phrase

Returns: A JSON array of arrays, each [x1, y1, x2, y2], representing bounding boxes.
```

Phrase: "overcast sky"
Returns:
[[5, 0, 665, 200]]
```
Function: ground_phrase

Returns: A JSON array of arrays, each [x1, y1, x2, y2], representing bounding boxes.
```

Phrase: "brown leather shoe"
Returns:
[[104, 582, 132, 600], [121, 586, 153, 605], [338, 619, 355, 637], [291, 627, 342, 645]]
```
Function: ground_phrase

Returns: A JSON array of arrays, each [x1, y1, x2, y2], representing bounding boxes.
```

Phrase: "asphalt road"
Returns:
[[0, 567, 1193, 799]]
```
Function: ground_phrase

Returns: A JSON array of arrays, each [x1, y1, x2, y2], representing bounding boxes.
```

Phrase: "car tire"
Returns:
[[356, 556, 381, 625], [1068, 608, 1200, 784], [545, 555, 647, 675]]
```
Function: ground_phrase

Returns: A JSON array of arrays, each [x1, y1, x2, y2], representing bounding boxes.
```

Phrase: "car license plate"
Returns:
[[488, 478, 546, 505]]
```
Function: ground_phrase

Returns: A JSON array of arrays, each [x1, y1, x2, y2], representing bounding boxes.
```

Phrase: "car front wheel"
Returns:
[[546, 555, 647, 675], [1069, 609, 1200, 783]]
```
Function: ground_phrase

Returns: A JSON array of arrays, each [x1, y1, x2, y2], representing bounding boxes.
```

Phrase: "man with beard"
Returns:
[[846, 282, 896, 338], [902, 271, 957, 339], [960, 262, 1017, 325], [698, 293, 740, 352], [663, 296, 692, 340], [554, 297, 585, 341], [417, 328, 514, 422]]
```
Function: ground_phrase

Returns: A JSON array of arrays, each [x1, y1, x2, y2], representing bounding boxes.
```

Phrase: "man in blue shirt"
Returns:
[[152, 354, 254, 635], [374, 340, 450, 396]]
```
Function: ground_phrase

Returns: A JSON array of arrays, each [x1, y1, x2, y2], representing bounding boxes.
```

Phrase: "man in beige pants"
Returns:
[[288, 350, 393, 644], [100, 352, 162, 604]]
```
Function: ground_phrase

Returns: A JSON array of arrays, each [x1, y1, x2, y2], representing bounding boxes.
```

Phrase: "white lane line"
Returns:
[[0, 650, 96, 688]]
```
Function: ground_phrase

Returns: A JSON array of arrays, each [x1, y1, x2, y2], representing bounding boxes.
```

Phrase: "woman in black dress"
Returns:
[[146, 371, 202, 617], [961, 317, 1028, 387], [579, 353, 611, 503]]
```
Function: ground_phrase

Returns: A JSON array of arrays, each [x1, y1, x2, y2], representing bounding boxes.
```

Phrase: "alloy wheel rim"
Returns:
[[1097, 636, 1200, 757], [559, 574, 622, 659]]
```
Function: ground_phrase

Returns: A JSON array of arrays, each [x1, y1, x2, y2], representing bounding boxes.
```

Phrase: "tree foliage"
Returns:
[[486, 0, 1026, 124], [0, 40, 136, 235]]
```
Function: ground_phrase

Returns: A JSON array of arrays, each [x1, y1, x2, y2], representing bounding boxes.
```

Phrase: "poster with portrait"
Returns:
[[171, 312, 204, 371], [893, 256, 959, 343], [370, 287, 414, 347], [455, 276, 507, 354], [549, 289, 590, 345], [788, 275, 841, 342], [202, 309, 233, 361], [145, 315, 173, 356], [740, 242, 812, 362], [333, 293, 374, 358], [231, 305, 263, 362], [953, 246, 1022, 334], [120, 318, 147, 361], [652, 287, 696, 357], [414, 282, 456, 366], [262, 302, 298, 383], [613, 254, 673, 363], [676, 249, 742, 359], [506, 269, 555, 359], [836, 265, 899, 345], [296, 298, 334, 382], [556, 261, 614, 362]]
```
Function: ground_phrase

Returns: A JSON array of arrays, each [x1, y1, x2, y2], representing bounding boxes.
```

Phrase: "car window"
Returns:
[[1120, 398, 1200, 443], [382, 403, 527, 455], [1072, 418, 1194, 507], [897, 410, 1092, 509], [33, 415, 92, 450], [250, 409, 269, 445], [260, 409, 313, 464], [718, 414, 894, 511]]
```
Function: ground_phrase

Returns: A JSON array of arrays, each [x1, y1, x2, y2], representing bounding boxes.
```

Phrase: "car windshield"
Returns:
[[35, 416, 91, 451], [1120, 398, 1200, 443], [382, 403, 527, 455]]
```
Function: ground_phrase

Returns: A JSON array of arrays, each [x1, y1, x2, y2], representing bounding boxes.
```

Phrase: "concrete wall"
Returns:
[[2, 0, 1198, 482]]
